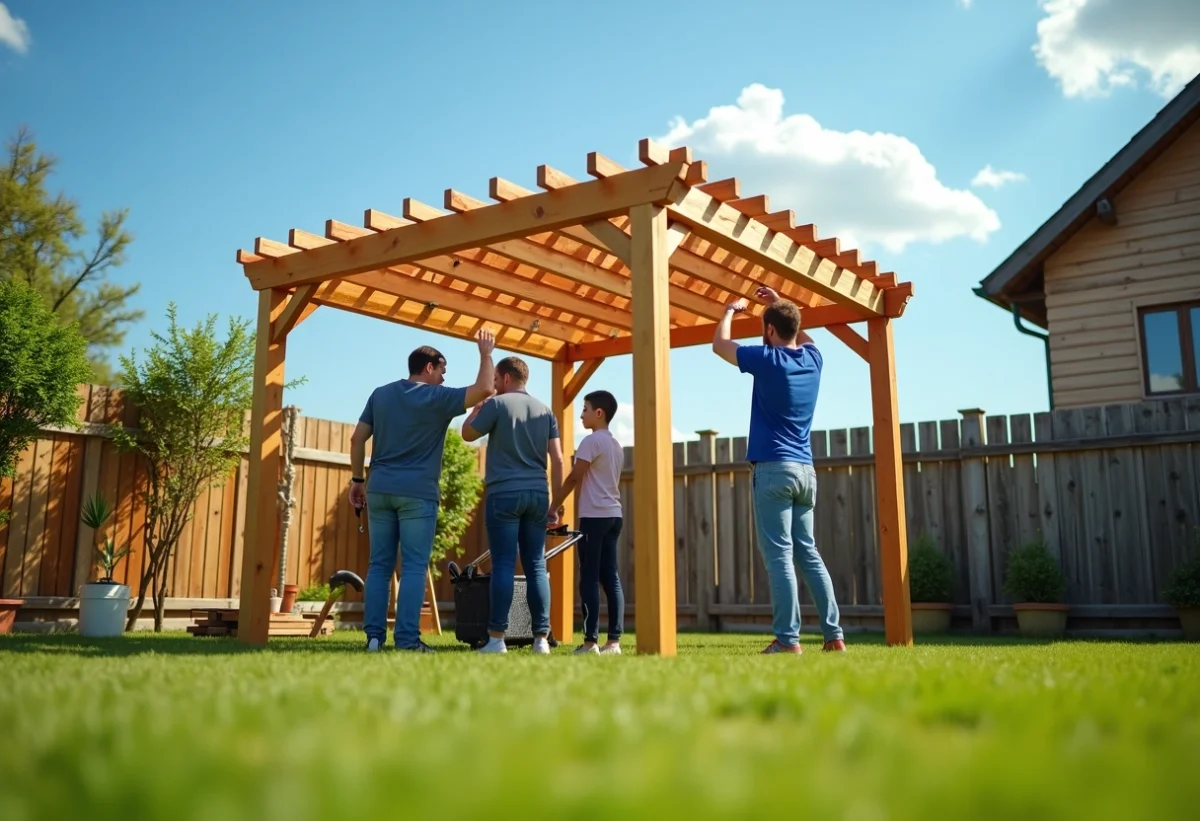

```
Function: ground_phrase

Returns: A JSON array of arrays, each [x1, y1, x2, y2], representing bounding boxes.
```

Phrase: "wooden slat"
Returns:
[[827, 324, 868, 360], [686, 435, 716, 631], [959, 411, 991, 629], [1103, 404, 1152, 603], [563, 357, 604, 405], [715, 437, 736, 607], [272, 283, 319, 341]]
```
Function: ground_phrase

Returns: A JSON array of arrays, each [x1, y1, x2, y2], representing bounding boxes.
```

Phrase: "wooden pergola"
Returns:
[[233, 139, 915, 654]]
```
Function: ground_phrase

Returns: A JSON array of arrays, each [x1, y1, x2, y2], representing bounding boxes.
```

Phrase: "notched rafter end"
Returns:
[[638, 137, 670, 166]]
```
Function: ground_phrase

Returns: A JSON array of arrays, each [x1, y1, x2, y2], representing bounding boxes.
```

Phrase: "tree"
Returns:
[[0, 278, 92, 524], [114, 304, 261, 631], [0, 126, 142, 384], [431, 430, 484, 577]]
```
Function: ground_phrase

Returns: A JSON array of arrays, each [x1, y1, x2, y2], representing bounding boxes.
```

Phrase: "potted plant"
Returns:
[[1162, 535, 1200, 641], [908, 532, 955, 633], [1003, 538, 1068, 638], [78, 494, 132, 637]]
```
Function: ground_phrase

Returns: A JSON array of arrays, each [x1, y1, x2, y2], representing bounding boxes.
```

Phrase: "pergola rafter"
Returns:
[[235, 138, 916, 653]]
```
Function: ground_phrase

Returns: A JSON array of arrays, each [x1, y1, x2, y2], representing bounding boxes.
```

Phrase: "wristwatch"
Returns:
[[351, 477, 365, 484]]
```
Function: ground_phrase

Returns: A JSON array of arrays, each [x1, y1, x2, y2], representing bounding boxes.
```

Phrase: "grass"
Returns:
[[1, 629, 1197, 820]]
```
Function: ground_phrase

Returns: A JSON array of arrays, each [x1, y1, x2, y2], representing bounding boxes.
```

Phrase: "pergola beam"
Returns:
[[242, 161, 688, 291], [563, 357, 605, 404], [272, 283, 318, 342], [827, 324, 869, 360]]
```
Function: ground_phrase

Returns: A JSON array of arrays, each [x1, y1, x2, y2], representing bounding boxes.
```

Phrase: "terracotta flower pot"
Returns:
[[281, 584, 299, 614], [0, 599, 24, 634], [910, 602, 952, 634], [1176, 607, 1200, 641], [1013, 602, 1069, 638]]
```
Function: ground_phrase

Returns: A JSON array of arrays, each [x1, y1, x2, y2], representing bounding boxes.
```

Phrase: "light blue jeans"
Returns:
[[752, 461, 843, 645], [364, 492, 439, 649], [484, 489, 551, 637]]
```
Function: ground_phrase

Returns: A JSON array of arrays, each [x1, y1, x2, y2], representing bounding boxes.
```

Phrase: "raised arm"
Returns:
[[712, 298, 747, 366], [463, 329, 496, 409]]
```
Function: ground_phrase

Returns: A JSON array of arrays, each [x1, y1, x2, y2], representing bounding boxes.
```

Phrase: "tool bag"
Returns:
[[447, 525, 582, 649]]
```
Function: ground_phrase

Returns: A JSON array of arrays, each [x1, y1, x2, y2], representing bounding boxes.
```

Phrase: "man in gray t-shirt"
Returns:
[[461, 355, 564, 654], [349, 330, 496, 653]]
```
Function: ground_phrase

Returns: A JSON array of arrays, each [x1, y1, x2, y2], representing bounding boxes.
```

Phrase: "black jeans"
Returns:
[[578, 517, 624, 643]]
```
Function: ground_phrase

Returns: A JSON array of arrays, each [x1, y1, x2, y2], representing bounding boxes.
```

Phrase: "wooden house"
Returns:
[[976, 73, 1200, 409]]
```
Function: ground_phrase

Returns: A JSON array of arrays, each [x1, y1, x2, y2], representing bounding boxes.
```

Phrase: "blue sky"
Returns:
[[3, 0, 1197, 446]]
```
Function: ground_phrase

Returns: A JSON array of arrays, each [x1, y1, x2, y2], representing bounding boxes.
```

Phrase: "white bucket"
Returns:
[[79, 582, 131, 637]]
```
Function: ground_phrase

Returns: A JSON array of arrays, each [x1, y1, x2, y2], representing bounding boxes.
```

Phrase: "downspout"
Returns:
[[1009, 301, 1054, 412]]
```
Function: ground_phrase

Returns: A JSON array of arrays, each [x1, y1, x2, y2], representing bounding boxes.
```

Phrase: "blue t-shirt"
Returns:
[[736, 343, 823, 464], [468, 391, 560, 495], [359, 380, 468, 501]]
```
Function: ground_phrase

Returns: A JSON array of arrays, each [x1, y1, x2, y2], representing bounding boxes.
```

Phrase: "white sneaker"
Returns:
[[532, 637, 551, 655], [366, 637, 382, 653], [599, 644, 622, 655], [478, 637, 507, 654], [574, 643, 600, 655]]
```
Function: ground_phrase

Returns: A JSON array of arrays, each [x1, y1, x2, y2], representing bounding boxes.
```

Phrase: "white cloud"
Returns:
[[0, 3, 30, 54], [971, 165, 1028, 189], [958, 0, 974, 8], [656, 83, 1000, 255], [574, 400, 690, 448], [1033, 0, 1200, 99]]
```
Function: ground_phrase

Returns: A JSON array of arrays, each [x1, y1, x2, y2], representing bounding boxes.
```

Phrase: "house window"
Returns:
[[1138, 301, 1200, 395]]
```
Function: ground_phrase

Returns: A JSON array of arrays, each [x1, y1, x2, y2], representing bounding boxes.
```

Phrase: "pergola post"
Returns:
[[868, 317, 913, 646], [237, 288, 289, 646], [549, 359, 576, 643], [630, 203, 677, 656]]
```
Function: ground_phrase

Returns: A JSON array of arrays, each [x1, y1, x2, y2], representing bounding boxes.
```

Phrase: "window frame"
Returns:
[[1136, 299, 1200, 397]]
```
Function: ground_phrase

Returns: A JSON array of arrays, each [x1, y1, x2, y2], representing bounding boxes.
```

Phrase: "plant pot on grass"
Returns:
[[1161, 540, 1200, 641], [1003, 539, 1068, 638], [78, 495, 132, 638], [908, 533, 955, 634], [0, 598, 24, 634]]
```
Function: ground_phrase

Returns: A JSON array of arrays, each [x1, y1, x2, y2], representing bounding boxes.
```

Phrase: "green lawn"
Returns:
[[1, 630, 1197, 820]]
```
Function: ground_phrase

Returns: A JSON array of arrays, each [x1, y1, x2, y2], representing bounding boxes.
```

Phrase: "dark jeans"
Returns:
[[484, 489, 551, 636], [578, 516, 624, 643]]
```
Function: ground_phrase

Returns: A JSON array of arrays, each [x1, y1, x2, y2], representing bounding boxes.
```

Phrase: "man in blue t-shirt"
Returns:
[[348, 329, 497, 652], [712, 286, 845, 654]]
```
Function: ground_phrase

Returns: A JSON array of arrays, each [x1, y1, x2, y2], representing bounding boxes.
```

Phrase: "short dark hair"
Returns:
[[496, 356, 529, 385], [763, 300, 801, 342], [583, 390, 618, 422], [408, 345, 445, 376]]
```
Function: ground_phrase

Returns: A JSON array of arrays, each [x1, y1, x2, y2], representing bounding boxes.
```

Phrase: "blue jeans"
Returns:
[[579, 517, 624, 643], [751, 461, 843, 645], [484, 489, 551, 636], [364, 492, 439, 648]]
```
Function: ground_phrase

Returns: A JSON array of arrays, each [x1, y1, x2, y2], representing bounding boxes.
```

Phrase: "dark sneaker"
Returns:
[[761, 639, 803, 654], [397, 641, 436, 654]]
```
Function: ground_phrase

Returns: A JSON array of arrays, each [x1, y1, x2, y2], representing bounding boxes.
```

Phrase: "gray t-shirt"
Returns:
[[469, 391, 560, 495], [359, 379, 468, 501]]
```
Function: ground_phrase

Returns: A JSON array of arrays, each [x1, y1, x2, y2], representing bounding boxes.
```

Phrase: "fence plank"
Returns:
[[939, 418, 968, 604], [1033, 413, 1061, 563], [850, 427, 877, 604], [917, 421, 943, 551], [732, 437, 754, 604], [959, 410, 991, 628], [1010, 414, 1041, 553], [1159, 399, 1197, 586], [687, 435, 717, 630], [1103, 404, 1152, 603], [20, 437, 54, 596], [4, 444, 37, 596], [0, 474, 11, 594], [673, 442, 688, 606], [985, 415, 1014, 604], [1080, 406, 1115, 603], [1052, 407, 1091, 603], [811, 430, 844, 603], [715, 438, 736, 606], [828, 429, 855, 603]]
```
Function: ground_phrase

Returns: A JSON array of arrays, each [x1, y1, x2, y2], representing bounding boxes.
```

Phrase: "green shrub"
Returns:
[[297, 582, 330, 602], [431, 430, 483, 577], [1003, 539, 1065, 603], [909, 532, 954, 603], [1162, 532, 1200, 608]]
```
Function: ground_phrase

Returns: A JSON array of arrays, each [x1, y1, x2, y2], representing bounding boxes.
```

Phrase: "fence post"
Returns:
[[959, 408, 993, 632], [688, 430, 718, 632]]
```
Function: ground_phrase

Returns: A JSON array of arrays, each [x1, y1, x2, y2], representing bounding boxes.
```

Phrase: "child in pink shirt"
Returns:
[[549, 390, 625, 654]]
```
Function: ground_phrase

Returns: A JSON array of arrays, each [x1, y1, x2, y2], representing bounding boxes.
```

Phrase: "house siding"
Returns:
[[1045, 118, 1200, 408]]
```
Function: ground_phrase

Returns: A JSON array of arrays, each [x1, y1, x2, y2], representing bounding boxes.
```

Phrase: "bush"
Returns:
[[909, 532, 954, 603], [1003, 539, 1066, 603], [1162, 532, 1200, 608], [431, 431, 484, 576], [298, 582, 330, 602], [0, 278, 92, 524]]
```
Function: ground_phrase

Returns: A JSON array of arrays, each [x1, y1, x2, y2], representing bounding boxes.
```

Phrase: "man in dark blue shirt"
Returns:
[[713, 286, 845, 654], [349, 329, 497, 652]]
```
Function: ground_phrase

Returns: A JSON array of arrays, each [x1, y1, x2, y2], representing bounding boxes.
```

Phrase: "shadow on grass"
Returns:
[[0, 631, 481, 658]]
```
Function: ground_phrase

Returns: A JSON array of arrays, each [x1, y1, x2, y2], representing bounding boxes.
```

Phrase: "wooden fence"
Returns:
[[3, 385, 1198, 632]]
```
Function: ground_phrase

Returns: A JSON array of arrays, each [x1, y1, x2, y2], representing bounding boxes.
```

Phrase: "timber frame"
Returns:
[[235, 139, 916, 653]]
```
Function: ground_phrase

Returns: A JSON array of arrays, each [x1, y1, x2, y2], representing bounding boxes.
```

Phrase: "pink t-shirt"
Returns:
[[574, 429, 624, 519]]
